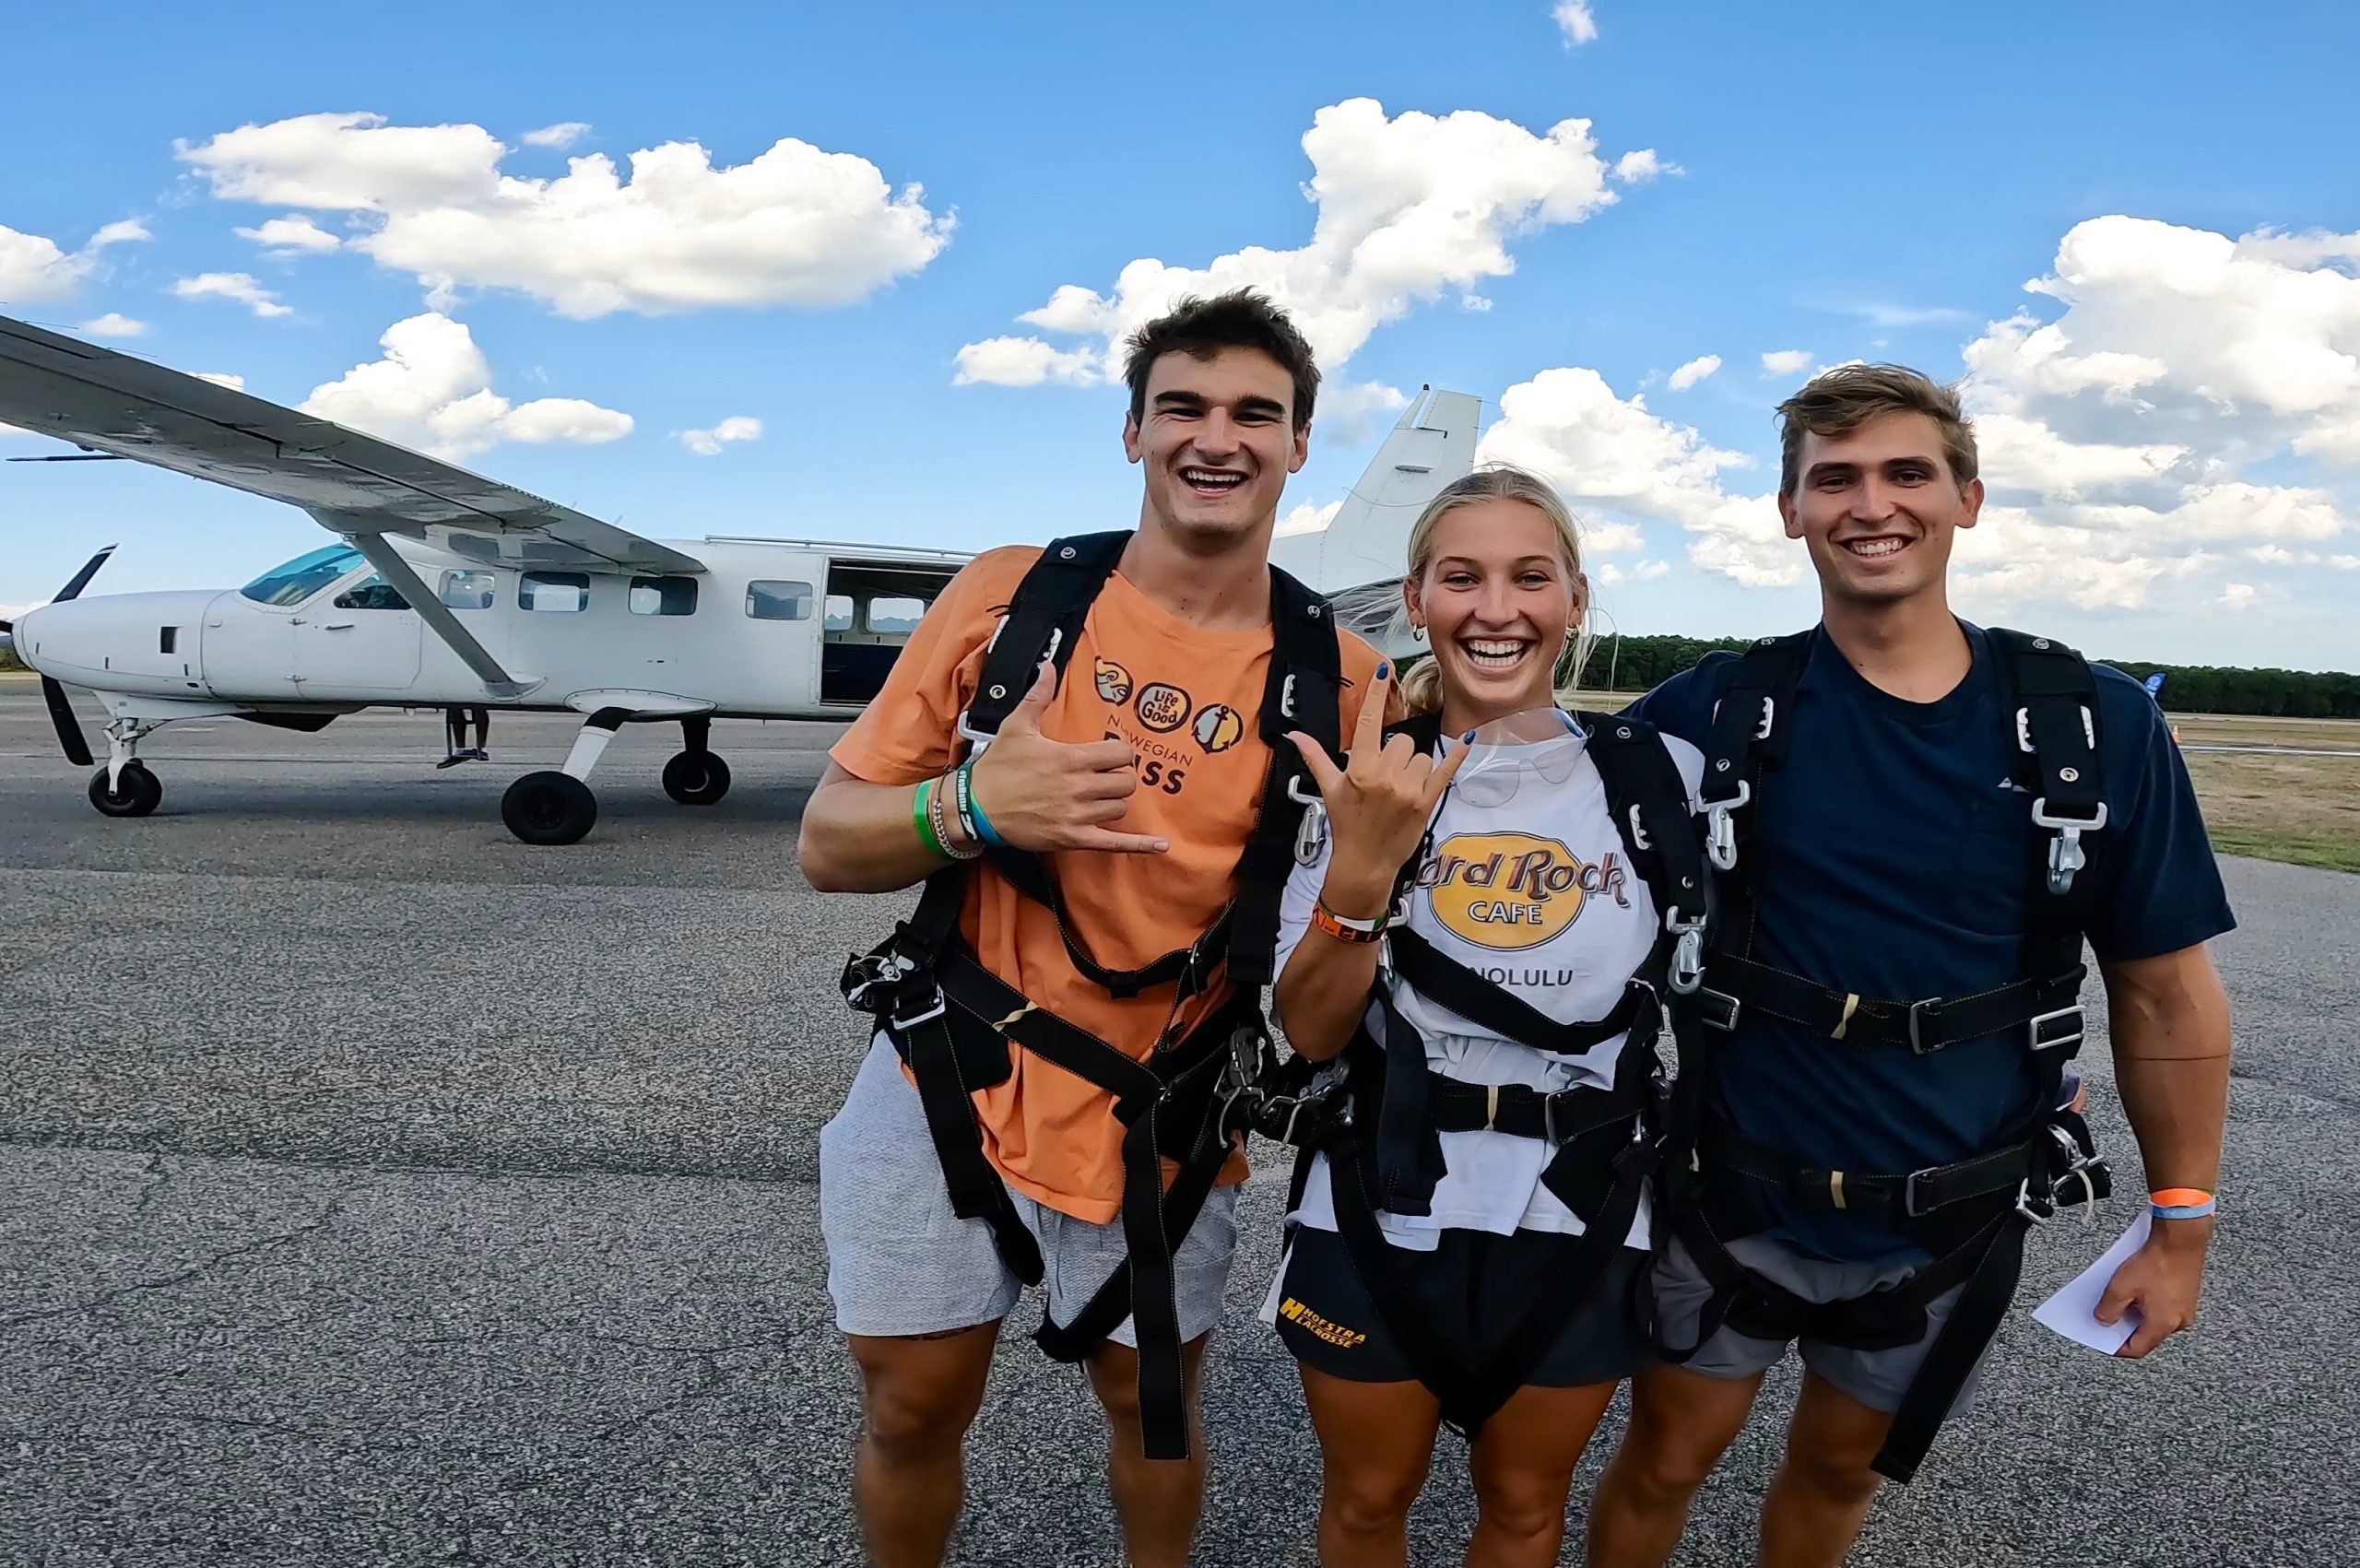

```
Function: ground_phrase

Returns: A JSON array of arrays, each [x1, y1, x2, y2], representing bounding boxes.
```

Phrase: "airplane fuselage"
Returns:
[[12, 535, 970, 720]]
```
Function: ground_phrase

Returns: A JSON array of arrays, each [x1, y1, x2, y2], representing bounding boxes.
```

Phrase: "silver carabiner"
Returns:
[[1664, 907, 1707, 995], [1704, 780, 1750, 872]]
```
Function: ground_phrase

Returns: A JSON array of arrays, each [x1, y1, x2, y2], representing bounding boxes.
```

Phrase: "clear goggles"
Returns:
[[1445, 708, 1590, 810]]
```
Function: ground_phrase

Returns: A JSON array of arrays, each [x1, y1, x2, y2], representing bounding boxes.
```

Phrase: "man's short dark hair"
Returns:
[[1123, 289, 1320, 432], [1776, 363, 1978, 496]]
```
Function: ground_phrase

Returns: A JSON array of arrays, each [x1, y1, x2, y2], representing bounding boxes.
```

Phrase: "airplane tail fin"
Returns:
[[1270, 388, 1481, 657]]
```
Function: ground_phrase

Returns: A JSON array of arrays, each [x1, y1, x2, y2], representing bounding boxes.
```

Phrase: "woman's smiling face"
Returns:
[[1406, 497, 1585, 725]]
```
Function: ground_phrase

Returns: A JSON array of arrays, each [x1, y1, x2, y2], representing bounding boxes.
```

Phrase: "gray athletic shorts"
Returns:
[[1647, 1232, 1988, 1416], [819, 1036, 1240, 1347]]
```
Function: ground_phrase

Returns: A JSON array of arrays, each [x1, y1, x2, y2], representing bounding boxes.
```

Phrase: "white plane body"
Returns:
[[0, 312, 1477, 842], [12, 535, 970, 718]]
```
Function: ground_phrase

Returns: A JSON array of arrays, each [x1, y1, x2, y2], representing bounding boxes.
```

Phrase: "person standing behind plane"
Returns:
[[438, 704, 489, 767], [1587, 365, 2235, 1568], [796, 291, 1386, 1568], [1266, 467, 1706, 1568]]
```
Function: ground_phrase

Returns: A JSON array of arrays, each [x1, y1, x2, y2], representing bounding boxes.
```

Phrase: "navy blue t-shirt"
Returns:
[[1628, 623, 2236, 1261]]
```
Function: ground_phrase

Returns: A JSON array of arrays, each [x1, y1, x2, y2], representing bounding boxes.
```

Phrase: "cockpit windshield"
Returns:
[[240, 543, 366, 607]]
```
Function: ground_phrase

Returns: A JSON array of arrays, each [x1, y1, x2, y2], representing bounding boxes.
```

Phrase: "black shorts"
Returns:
[[1270, 1223, 1649, 1389]]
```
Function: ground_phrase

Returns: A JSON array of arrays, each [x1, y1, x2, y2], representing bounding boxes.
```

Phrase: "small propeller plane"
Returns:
[[0, 312, 1476, 843]]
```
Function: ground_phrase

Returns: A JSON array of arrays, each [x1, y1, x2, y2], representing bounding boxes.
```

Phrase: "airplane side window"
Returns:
[[629, 575, 699, 617], [746, 580, 815, 621], [867, 596, 926, 633], [823, 595, 856, 631], [332, 573, 411, 611], [240, 542, 367, 607], [441, 570, 498, 611], [521, 572, 591, 613]]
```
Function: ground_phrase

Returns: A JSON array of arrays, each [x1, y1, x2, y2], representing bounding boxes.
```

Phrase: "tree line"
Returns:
[[1579, 634, 2360, 718]]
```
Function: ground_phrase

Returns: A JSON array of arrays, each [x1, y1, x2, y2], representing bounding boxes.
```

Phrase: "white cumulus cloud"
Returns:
[[678, 415, 763, 455], [77, 313, 147, 338], [178, 111, 953, 317], [1612, 149, 1679, 183], [1477, 364, 1790, 585], [1667, 354, 1720, 391], [1276, 499, 1343, 538], [521, 122, 592, 150], [173, 271, 292, 318], [195, 372, 246, 390], [954, 98, 1642, 401], [1553, 1, 1599, 45], [0, 219, 148, 304], [953, 336, 1103, 388], [300, 312, 631, 460], [1760, 348, 1813, 377], [236, 215, 343, 254], [1951, 214, 2359, 619]]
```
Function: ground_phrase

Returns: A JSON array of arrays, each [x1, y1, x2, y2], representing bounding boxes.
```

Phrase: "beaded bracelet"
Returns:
[[913, 778, 950, 860], [931, 770, 984, 860], [2149, 1187, 2217, 1220]]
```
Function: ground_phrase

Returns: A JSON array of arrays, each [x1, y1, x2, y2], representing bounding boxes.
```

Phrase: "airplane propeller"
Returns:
[[1, 545, 117, 769]]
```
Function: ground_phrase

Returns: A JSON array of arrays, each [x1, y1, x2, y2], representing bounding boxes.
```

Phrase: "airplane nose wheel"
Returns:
[[88, 761, 162, 818], [661, 749, 731, 806], [502, 771, 598, 845]]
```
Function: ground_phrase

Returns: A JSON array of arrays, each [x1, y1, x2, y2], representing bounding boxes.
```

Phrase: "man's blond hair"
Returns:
[[1776, 364, 1977, 496]]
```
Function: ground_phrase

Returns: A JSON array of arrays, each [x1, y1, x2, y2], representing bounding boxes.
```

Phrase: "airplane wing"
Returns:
[[0, 312, 701, 575]]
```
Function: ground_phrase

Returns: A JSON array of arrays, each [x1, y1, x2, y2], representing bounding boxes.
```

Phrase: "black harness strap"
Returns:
[[844, 534, 1344, 1462], [1310, 710, 1699, 1432], [1655, 624, 2117, 1484]]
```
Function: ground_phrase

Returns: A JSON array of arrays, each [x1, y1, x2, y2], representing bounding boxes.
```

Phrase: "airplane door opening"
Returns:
[[819, 562, 956, 705]]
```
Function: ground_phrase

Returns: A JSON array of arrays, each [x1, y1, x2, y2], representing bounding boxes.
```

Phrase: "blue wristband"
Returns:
[[2151, 1197, 2217, 1220], [958, 762, 1005, 848]]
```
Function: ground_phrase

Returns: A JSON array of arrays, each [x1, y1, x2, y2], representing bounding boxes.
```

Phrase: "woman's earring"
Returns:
[[1410, 622, 1427, 643]]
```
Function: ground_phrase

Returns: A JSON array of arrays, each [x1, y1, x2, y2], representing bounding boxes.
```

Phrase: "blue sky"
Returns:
[[5, 0, 2358, 671]]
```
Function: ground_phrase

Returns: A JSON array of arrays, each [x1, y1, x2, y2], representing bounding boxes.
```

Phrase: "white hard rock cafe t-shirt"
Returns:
[[1274, 721, 1705, 1253]]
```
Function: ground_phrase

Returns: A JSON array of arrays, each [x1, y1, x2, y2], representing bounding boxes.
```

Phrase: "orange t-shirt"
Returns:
[[829, 544, 1386, 1223]]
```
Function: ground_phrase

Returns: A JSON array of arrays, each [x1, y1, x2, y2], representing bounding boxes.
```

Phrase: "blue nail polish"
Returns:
[[1461, 729, 1477, 743], [1376, 660, 1391, 680]]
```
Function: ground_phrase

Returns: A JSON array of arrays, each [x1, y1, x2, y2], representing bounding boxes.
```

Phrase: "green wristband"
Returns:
[[914, 778, 950, 859]]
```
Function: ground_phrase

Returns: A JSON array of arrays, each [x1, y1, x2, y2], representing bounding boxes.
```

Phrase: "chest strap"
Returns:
[[1693, 952, 2087, 1055]]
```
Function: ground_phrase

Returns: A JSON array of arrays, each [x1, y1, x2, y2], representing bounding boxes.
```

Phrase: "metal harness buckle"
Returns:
[[1695, 987, 1741, 1032], [2031, 797, 2108, 895], [843, 950, 914, 1012], [2028, 1005, 2085, 1054], [890, 987, 949, 1032], [1664, 907, 1708, 995], [1906, 997, 1949, 1055], [1704, 780, 1750, 871]]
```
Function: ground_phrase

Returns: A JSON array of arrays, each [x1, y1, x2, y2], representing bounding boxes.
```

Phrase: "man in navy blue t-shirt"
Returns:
[[1587, 366, 2235, 1568]]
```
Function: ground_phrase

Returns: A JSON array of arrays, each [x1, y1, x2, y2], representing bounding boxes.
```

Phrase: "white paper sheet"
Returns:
[[2031, 1208, 2152, 1354]]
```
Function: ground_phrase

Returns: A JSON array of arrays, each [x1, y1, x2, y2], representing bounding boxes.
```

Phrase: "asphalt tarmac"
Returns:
[[3, 684, 2354, 1567]]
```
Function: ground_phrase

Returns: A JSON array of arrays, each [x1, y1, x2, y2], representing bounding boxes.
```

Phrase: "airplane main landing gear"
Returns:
[[87, 719, 163, 818], [502, 771, 598, 845], [662, 715, 730, 806], [498, 705, 724, 845]]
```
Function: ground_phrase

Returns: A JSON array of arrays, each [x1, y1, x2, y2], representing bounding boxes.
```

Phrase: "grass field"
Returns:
[[1569, 692, 2360, 877], [2172, 715, 2360, 874]]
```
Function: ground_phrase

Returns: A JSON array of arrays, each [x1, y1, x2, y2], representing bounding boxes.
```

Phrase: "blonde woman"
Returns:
[[1264, 466, 1709, 1567]]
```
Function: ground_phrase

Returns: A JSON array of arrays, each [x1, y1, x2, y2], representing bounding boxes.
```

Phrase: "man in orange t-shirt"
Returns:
[[798, 291, 1385, 1568]]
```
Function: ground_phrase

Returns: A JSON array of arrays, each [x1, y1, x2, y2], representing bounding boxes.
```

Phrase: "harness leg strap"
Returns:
[[1329, 1138, 1478, 1426], [1870, 1209, 2032, 1483], [1453, 1138, 1651, 1432], [902, 1014, 1044, 1287]]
